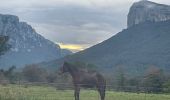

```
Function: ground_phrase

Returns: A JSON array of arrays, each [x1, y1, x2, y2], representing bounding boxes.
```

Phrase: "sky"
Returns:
[[0, 0, 170, 52]]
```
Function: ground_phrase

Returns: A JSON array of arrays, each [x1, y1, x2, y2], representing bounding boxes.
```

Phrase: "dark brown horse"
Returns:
[[59, 62, 106, 100]]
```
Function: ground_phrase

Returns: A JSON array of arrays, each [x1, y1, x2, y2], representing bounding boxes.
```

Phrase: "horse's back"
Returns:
[[77, 71, 106, 88]]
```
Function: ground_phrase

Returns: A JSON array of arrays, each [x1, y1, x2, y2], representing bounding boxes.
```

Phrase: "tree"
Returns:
[[0, 66, 16, 84], [126, 77, 141, 92], [143, 66, 164, 93], [5, 66, 16, 83], [163, 80, 170, 93], [0, 36, 11, 84], [0, 69, 8, 84], [115, 65, 126, 91], [163, 74, 170, 93], [22, 64, 48, 82], [0, 36, 10, 56]]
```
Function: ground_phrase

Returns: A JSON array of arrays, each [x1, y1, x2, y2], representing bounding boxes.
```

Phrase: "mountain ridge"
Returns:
[[0, 14, 72, 68]]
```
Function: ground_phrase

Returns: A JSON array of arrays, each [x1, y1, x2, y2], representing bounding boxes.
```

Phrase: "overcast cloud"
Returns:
[[0, 0, 170, 52]]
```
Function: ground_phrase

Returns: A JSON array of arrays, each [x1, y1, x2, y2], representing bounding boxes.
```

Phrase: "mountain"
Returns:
[[128, 0, 170, 27], [0, 14, 72, 68], [42, 1, 170, 75], [45, 20, 170, 74]]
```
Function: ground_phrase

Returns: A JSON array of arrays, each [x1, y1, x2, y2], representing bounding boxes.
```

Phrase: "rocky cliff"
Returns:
[[0, 14, 71, 68], [128, 0, 170, 27]]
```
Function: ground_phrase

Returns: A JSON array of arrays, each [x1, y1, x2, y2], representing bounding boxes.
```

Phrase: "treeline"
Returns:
[[0, 64, 72, 88], [0, 63, 170, 94], [106, 66, 170, 93], [0, 62, 97, 89]]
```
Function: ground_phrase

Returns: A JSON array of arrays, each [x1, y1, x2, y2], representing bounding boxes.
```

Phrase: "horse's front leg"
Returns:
[[74, 86, 80, 100]]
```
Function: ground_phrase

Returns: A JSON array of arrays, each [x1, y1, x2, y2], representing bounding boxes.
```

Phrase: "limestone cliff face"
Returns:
[[128, 0, 170, 27], [0, 14, 71, 68]]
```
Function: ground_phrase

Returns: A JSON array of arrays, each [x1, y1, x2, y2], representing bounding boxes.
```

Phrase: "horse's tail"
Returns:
[[96, 73, 106, 100]]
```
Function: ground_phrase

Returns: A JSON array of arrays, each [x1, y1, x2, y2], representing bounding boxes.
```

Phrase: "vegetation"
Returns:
[[115, 66, 126, 91], [0, 85, 170, 100], [23, 65, 48, 82], [0, 36, 10, 56], [0, 66, 16, 84], [0, 62, 170, 94], [142, 66, 165, 93]]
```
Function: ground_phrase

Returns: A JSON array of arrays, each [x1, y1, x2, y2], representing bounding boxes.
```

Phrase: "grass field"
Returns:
[[0, 85, 170, 100]]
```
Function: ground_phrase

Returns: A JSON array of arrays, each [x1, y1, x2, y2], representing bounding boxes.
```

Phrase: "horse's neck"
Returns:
[[67, 65, 80, 78]]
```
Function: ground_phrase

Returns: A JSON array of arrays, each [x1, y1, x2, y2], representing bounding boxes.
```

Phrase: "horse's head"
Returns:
[[58, 62, 69, 74]]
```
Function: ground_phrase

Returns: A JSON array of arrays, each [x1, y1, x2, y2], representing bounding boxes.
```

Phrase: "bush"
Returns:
[[22, 64, 48, 82]]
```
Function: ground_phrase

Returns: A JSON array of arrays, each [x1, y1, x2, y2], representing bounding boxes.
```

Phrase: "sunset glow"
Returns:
[[59, 43, 87, 52]]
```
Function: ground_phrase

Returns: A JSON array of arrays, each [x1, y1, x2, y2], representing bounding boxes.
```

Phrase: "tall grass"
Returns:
[[0, 85, 169, 100]]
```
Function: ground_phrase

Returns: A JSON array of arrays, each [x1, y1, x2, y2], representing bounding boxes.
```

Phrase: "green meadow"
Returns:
[[0, 85, 169, 100]]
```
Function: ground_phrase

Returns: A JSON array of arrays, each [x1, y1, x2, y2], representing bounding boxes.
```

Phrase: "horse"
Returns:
[[59, 62, 106, 100]]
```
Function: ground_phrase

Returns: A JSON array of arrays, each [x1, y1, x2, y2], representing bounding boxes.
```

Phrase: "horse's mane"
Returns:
[[67, 63, 78, 70]]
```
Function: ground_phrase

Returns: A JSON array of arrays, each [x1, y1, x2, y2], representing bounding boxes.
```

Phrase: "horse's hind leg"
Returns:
[[96, 74, 106, 100], [97, 85, 105, 100]]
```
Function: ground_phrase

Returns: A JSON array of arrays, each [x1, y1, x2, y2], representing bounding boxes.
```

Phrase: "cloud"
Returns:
[[0, 0, 130, 8], [0, 0, 169, 9], [0, 0, 170, 52], [24, 5, 124, 46]]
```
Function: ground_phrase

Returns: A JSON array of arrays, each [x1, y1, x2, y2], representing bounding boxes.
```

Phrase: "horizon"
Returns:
[[0, 0, 170, 52]]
